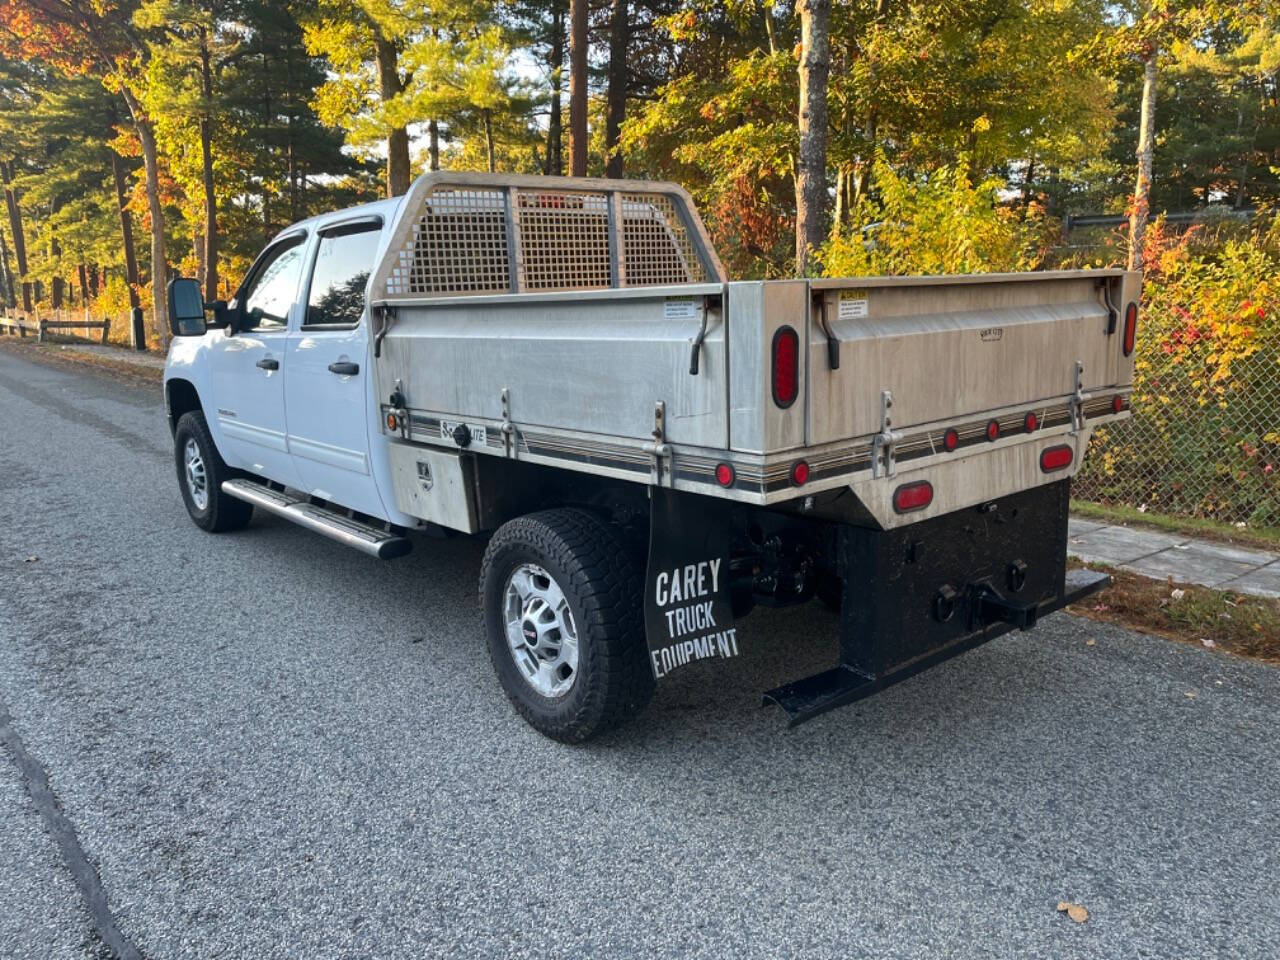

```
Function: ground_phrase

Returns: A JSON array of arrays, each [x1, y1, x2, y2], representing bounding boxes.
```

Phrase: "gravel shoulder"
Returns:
[[1, 346, 1278, 959]]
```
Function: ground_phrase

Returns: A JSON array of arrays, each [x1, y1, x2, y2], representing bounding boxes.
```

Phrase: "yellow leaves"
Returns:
[[1057, 902, 1089, 923], [971, 114, 992, 133]]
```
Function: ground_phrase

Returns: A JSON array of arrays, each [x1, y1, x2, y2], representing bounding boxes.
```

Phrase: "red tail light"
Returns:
[[772, 326, 799, 408], [893, 480, 933, 514], [1024, 411, 1039, 433], [1040, 444, 1074, 473], [715, 463, 735, 487], [942, 428, 959, 453], [1122, 302, 1138, 357], [1112, 394, 1125, 414], [790, 460, 810, 486], [986, 419, 1000, 442]]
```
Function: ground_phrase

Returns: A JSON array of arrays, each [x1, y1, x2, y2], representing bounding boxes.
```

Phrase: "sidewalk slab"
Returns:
[[1068, 518, 1280, 599], [1221, 563, 1280, 599], [1066, 522, 1185, 565], [1125, 544, 1259, 587]]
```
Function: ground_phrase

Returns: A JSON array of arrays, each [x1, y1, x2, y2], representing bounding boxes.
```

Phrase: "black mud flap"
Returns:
[[644, 488, 739, 681], [763, 480, 1111, 727]]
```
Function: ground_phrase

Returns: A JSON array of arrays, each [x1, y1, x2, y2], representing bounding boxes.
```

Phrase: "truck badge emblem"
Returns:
[[980, 327, 1004, 342]]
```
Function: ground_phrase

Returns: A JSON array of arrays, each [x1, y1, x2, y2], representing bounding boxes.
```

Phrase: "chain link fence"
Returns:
[[1074, 336, 1280, 529]]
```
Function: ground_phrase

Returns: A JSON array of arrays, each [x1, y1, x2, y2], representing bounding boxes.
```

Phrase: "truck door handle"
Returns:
[[256, 358, 279, 371], [328, 361, 360, 376]]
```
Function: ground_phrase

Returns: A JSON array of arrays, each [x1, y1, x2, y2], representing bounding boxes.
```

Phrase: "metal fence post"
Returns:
[[130, 307, 146, 351]]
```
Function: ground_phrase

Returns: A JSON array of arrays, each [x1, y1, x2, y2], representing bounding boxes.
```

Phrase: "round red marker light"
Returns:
[[386, 412, 398, 430], [790, 460, 810, 486], [715, 463, 735, 488], [1024, 411, 1039, 433], [986, 419, 1000, 442], [943, 428, 959, 453]]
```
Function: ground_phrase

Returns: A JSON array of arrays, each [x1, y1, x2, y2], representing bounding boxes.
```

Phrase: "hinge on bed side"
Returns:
[[645, 401, 673, 486], [500, 387, 515, 458], [871, 390, 903, 479], [1069, 360, 1091, 432]]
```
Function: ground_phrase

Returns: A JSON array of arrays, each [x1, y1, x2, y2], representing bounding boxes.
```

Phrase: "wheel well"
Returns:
[[165, 378, 202, 435]]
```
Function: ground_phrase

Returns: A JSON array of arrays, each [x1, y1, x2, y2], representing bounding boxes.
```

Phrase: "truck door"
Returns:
[[282, 217, 389, 519], [208, 233, 307, 489]]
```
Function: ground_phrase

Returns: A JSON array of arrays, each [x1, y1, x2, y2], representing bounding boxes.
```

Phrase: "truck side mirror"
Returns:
[[167, 277, 206, 337]]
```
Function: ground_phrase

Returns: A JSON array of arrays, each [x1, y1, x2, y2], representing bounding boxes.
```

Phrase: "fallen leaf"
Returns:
[[1085, 638, 1096, 647], [1170, 588, 1186, 601], [1091, 603, 1109, 612], [24, 556, 38, 563], [1201, 638, 1216, 648], [1185, 690, 1198, 699], [1057, 902, 1089, 923]]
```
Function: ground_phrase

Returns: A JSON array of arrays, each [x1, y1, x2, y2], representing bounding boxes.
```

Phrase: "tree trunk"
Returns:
[[547, 3, 565, 175], [568, 0, 588, 176], [429, 119, 440, 171], [1127, 50, 1157, 273], [0, 226, 14, 309], [760, 0, 779, 55], [199, 29, 220, 303], [1, 161, 32, 313], [604, 0, 629, 178], [122, 90, 169, 342], [109, 147, 142, 311], [77, 263, 89, 304], [795, 0, 831, 276], [483, 109, 496, 173], [374, 35, 411, 197]]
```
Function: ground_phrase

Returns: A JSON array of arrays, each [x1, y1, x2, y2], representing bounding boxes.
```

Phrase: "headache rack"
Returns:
[[370, 172, 726, 304]]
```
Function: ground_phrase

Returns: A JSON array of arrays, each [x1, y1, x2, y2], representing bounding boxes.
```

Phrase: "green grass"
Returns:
[[1071, 498, 1280, 553]]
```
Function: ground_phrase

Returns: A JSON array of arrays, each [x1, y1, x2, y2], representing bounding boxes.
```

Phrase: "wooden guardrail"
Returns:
[[0, 315, 40, 338], [36, 318, 111, 344], [0, 315, 112, 344]]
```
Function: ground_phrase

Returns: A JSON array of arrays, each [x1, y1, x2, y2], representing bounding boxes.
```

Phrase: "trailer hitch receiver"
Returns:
[[971, 584, 1038, 631]]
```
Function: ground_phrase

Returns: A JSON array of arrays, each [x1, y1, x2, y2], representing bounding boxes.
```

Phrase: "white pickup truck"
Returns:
[[164, 172, 1139, 741]]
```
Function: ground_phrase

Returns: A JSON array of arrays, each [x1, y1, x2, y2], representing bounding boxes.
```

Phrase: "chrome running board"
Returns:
[[222, 478, 413, 560]]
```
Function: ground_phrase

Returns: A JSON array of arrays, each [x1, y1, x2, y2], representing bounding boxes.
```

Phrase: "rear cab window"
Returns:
[[304, 219, 383, 327]]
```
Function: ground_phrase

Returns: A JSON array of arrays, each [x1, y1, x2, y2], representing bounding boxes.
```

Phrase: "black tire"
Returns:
[[480, 508, 653, 742], [173, 410, 253, 533]]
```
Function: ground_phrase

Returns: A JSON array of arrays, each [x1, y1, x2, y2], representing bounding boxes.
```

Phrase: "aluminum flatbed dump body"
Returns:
[[368, 173, 1139, 532]]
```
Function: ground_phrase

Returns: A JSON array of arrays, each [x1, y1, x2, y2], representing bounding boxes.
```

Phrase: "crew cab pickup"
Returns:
[[164, 172, 1138, 741]]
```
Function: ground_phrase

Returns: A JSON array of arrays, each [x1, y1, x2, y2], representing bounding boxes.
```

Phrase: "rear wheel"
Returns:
[[174, 410, 253, 533], [480, 509, 653, 742]]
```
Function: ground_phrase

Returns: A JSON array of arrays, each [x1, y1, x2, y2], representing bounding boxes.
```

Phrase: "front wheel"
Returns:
[[173, 410, 253, 533], [480, 509, 653, 742]]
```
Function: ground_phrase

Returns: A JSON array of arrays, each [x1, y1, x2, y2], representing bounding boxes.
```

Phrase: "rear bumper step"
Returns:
[[763, 568, 1110, 727], [222, 479, 412, 560]]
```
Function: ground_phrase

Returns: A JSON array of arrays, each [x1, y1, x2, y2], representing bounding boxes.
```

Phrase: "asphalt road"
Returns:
[[1, 342, 1278, 960]]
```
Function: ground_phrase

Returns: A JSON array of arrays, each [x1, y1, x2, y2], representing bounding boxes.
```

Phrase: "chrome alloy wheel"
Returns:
[[183, 438, 209, 511], [503, 563, 579, 698]]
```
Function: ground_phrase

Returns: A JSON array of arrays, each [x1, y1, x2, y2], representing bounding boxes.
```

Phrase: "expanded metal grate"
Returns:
[[385, 187, 511, 296], [516, 191, 612, 291], [375, 175, 720, 301], [621, 192, 708, 286]]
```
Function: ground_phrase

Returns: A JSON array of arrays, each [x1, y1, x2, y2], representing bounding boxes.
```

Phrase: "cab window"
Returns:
[[240, 236, 306, 330], [305, 220, 383, 327]]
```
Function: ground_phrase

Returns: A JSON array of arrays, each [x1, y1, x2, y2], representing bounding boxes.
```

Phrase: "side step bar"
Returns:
[[222, 479, 412, 560], [763, 568, 1111, 727]]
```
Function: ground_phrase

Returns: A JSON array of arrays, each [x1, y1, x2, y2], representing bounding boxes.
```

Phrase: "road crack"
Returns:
[[0, 694, 145, 960]]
